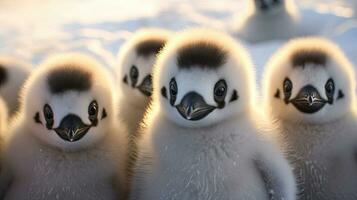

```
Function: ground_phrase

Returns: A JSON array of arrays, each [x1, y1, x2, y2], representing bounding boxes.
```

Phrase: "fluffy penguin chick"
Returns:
[[2, 53, 127, 200], [130, 28, 296, 200], [117, 29, 171, 137], [0, 56, 32, 116], [234, 0, 299, 43], [263, 38, 357, 199]]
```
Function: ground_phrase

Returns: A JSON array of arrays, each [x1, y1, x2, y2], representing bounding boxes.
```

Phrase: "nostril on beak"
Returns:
[[308, 96, 314, 105]]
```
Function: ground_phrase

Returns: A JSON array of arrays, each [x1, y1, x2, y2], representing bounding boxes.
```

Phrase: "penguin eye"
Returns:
[[325, 79, 335, 94], [283, 78, 292, 94], [43, 104, 54, 129], [214, 80, 227, 106], [169, 78, 177, 106], [325, 78, 335, 103], [283, 78, 293, 103], [130, 65, 139, 87], [88, 100, 98, 122]]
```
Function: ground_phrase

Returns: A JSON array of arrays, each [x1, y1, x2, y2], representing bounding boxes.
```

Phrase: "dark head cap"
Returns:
[[176, 41, 227, 70], [47, 66, 92, 94], [291, 49, 328, 68], [0, 64, 7, 87], [136, 39, 166, 57]]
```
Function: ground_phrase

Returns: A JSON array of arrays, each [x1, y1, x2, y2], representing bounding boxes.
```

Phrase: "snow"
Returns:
[[0, 0, 356, 83]]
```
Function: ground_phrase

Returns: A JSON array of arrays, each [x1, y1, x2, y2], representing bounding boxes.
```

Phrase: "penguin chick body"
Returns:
[[2, 53, 128, 200], [117, 28, 171, 137], [235, 0, 299, 43], [263, 38, 357, 200], [130, 29, 296, 200]]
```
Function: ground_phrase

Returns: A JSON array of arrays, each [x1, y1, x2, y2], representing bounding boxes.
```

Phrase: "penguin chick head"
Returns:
[[153, 28, 255, 128], [252, 0, 286, 14], [20, 53, 116, 151], [263, 38, 356, 124], [117, 29, 171, 108]]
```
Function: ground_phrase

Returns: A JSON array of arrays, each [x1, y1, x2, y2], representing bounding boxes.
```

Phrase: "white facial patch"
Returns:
[[174, 69, 220, 106], [288, 65, 330, 100]]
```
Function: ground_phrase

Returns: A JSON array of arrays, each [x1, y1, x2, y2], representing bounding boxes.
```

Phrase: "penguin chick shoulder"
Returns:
[[117, 28, 171, 137], [3, 53, 127, 200], [263, 37, 357, 199], [130, 28, 296, 200], [234, 0, 299, 43], [0, 56, 32, 116]]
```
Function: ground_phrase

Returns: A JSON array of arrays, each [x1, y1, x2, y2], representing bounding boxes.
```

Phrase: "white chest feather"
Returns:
[[5, 129, 123, 200], [133, 116, 271, 200]]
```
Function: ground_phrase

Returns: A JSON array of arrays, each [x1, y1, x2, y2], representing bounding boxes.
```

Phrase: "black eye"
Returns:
[[130, 65, 139, 87], [283, 78, 292, 93], [325, 78, 335, 104], [283, 78, 293, 103], [43, 104, 54, 129], [214, 80, 227, 106], [325, 79, 335, 94], [88, 100, 98, 122], [169, 78, 177, 106]]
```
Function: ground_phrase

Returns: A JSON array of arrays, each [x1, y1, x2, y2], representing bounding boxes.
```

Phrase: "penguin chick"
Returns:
[[234, 0, 299, 43], [263, 37, 357, 199], [117, 29, 171, 181], [3, 53, 128, 200], [0, 56, 32, 116], [130, 28, 296, 200], [117, 28, 171, 137]]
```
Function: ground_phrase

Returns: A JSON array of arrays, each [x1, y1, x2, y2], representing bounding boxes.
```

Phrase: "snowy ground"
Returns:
[[0, 0, 356, 85]]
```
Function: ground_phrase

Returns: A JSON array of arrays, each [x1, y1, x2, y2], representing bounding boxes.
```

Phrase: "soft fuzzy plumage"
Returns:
[[0, 56, 32, 116], [234, 0, 299, 43], [1, 53, 128, 200], [263, 37, 357, 199], [130, 28, 296, 200]]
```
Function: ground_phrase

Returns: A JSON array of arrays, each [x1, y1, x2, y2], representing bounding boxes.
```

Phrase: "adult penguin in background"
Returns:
[[2, 53, 128, 200], [130, 28, 296, 200], [263, 37, 357, 199]]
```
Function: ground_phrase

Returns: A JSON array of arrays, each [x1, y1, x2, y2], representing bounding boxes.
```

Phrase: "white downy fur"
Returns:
[[234, 0, 299, 43], [131, 28, 296, 200], [263, 37, 357, 199], [1, 53, 128, 200], [0, 56, 32, 116]]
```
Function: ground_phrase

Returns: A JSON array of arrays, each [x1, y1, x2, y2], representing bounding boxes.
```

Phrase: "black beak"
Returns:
[[54, 114, 91, 142], [290, 85, 327, 114], [257, 0, 269, 11], [136, 75, 153, 97], [175, 92, 216, 121]]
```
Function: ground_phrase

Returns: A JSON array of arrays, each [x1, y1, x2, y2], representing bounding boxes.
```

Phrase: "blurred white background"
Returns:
[[0, 0, 356, 80]]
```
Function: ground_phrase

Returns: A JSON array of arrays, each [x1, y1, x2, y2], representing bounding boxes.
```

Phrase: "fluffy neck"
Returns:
[[273, 112, 356, 152]]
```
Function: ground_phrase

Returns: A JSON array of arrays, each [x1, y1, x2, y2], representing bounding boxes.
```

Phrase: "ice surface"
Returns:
[[0, 0, 356, 84]]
